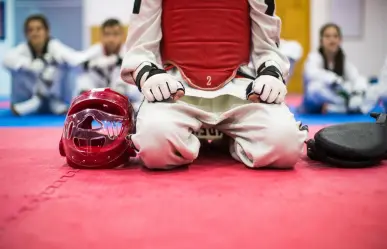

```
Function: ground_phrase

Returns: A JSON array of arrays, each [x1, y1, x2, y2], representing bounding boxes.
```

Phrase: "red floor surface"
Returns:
[[1, 127, 387, 249]]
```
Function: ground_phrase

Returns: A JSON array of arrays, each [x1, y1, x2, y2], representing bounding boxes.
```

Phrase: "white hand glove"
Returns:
[[250, 75, 287, 104], [41, 66, 57, 82], [89, 55, 118, 69], [141, 73, 185, 102], [26, 59, 45, 75]]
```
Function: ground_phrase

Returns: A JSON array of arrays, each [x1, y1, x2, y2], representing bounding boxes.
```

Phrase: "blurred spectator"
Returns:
[[74, 18, 142, 107], [279, 39, 303, 82], [298, 23, 370, 114], [2, 14, 89, 116], [379, 56, 387, 110], [361, 55, 387, 112]]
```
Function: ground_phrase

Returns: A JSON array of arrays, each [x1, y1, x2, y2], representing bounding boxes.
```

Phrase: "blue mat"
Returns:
[[294, 113, 374, 125], [0, 107, 378, 127], [0, 94, 382, 127]]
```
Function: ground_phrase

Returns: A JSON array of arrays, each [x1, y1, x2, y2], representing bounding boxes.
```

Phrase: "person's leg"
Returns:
[[218, 101, 308, 168], [61, 66, 80, 104], [10, 71, 43, 115], [131, 99, 208, 169], [47, 67, 69, 115], [301, 80, 347, 114]]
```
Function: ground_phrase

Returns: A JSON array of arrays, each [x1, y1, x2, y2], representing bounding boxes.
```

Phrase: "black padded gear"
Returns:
[[146, 68, 167, 80], [306, 113, 387, 168]]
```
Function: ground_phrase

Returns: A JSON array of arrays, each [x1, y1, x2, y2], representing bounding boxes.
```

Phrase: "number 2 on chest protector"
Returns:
[[206, 76, 212, 86]]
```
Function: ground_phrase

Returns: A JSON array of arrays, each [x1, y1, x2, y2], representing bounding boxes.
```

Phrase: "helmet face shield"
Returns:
[[60, 88, 135, 168]]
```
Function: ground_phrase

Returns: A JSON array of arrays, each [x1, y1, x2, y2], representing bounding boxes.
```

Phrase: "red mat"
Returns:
[[1, 127, 387, 249]]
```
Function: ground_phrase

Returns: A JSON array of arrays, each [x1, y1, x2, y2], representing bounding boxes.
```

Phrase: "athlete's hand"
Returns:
[[248, 75, 287, 104], [43, 54, 57, 65], [141, 73, 185, 102], [26, 58, 45, 75], [41, 66, 57, 83], [246, 61, 288, 104], [247, 63, 287, 104], [348, 93, 364, 113]]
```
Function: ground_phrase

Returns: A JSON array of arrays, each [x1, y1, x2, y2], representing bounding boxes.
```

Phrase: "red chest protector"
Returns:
[[161, 0, 251, 90]]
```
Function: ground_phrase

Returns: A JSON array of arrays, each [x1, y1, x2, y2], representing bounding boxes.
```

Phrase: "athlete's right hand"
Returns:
[[141, 73, 185, 102]]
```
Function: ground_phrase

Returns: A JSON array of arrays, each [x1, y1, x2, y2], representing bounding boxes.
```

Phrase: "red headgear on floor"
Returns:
[[59, 88, 135, 169]]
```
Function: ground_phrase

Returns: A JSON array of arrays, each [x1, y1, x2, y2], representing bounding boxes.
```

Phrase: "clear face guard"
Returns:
[[64, 108, 129, 156]]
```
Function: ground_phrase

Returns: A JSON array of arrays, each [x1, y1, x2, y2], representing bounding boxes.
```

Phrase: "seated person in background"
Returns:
[[2, 14, 89, 116], [361, 55, 387, 112], [74, 18, 142, 107], [378, 56, 387, 110], [299, 23, 369, 114], [279, 39, 303, 82]]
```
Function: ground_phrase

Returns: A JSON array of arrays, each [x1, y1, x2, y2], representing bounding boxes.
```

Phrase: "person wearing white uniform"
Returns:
[[358, 55, 387, 112], [377, 56, 387, 110], [121, 0, 308, 170], [2, 14, 89, 116], [299, 23, 369, 114], [361, 53, 387, 114], [74, 19, 142, 106]]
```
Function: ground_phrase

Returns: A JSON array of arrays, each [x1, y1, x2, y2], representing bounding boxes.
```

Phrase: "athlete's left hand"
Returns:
[[246, 64, 287, 104]]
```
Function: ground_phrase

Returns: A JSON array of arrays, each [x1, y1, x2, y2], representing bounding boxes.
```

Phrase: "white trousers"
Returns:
[[132, 95, 308, 169]]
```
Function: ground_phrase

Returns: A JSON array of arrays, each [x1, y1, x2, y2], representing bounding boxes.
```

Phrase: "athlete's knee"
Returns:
[[245, 116, 306, 169], [135, 117, 178, 144], [133, 115, 199, 169], [263, 118, 305, 168]]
